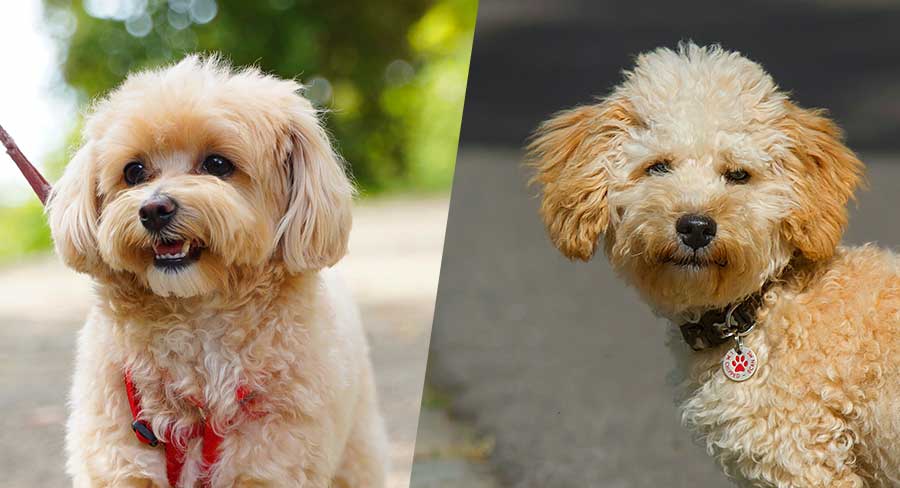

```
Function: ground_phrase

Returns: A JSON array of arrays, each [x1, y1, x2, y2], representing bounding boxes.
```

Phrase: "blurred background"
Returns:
[[0, 0, 475, 486], [411, 1, 900, 487], [0, 0, 475, 262]]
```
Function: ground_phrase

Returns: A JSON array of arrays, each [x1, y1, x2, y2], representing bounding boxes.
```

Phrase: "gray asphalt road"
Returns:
[[413, 147, 900, 488]]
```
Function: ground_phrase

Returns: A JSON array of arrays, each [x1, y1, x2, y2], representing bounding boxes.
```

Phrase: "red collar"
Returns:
[[124, 369, 261, 487]]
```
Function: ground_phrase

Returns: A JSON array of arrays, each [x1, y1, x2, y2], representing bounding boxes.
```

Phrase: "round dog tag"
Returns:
[[722, 347, 757, 382]]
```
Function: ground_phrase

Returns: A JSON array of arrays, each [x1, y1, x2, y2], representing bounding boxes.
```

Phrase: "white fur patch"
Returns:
[[146, 262, 212, 297]]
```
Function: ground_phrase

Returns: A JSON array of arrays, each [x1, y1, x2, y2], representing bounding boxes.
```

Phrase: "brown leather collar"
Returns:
[[679, 288, 767, 351]]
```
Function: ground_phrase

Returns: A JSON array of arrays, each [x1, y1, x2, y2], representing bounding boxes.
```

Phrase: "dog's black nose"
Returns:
[[675, 214, 717, 250], [139, 195, 177, 232]]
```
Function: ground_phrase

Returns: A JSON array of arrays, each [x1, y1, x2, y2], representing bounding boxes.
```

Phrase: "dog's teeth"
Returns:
[[156, 252, 187, 260], [152, 240, 195, 262]]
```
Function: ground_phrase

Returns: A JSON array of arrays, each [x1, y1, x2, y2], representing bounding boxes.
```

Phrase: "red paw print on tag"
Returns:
[[722, 347, 757, 381], [731, 354, 748, 373]]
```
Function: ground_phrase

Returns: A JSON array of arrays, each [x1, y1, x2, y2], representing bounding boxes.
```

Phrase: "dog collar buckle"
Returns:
[[679, 291, 762, 350]]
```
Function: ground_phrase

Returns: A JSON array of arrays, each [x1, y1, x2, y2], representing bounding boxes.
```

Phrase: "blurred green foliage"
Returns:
[[0, 201, 52, 263], [0, 0, 475, 264], [44, 0, 476, 192]]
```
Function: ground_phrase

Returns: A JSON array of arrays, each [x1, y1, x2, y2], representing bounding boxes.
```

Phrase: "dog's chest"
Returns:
[[133, 318, 263, 419], [120, 316, 285, 486]]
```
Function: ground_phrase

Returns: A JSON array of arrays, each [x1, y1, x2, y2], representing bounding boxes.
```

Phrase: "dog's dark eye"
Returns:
[[201, 154, 235, 178], [123, 161, 148, 186], [724, 169, 751, 184], [646, 160, 672, 176]]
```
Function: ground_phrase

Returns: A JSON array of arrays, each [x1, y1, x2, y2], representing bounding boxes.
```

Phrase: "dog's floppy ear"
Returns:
[[527, 98, 635, 261], [778, 103, 864, 261], [47, 143, 101, 273], [276, 100, 354, 273]]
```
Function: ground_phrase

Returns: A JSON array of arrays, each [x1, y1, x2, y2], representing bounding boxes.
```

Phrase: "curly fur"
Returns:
[[47, 56, 387, 487], [529, 43, 899, 487]]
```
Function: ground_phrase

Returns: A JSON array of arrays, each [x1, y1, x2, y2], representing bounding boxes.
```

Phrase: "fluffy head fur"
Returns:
[[48, 55, 354, 298], [529, 43, 863, 315]]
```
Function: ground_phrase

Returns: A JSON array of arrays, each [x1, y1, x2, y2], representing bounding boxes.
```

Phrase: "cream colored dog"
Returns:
[[530, 44, 899, 487], [47, 56, 387, 487]]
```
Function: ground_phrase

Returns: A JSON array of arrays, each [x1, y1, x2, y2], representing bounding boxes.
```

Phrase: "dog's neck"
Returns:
[[94, 265, 321, 367], [96, 264, 302, 322], [663, 254, 824, 351], [96, 264, 321, 412], [676, 287, 768, 351]]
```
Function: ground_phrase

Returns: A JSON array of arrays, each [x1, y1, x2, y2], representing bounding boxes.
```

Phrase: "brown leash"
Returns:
[[0, 123, 52, 205]]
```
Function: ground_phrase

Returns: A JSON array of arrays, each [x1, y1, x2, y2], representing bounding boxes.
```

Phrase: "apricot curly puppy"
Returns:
[[48, 56, 388, 487], [530, 43, 899, 487]]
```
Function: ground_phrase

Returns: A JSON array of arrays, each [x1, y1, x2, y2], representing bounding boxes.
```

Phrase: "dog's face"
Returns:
[[530, 44, 863, 315], [48, 56, 353, 298]]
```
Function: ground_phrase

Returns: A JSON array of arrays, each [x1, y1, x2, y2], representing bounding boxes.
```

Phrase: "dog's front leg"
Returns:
[[71, 473, 158, 488], [231, 479, 272, 488], [214, 417, 343, 488], [331, 372, 389, 488], [66, 316, 167, 487]]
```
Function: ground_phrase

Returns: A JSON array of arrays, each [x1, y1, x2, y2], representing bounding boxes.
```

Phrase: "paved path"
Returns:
[[410, 384, 501, 488], [0, 196, 448, 488], [414, 148, 900, 488]]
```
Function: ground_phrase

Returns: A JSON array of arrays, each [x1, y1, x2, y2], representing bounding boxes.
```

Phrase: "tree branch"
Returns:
[[0, 123, 51, 205]]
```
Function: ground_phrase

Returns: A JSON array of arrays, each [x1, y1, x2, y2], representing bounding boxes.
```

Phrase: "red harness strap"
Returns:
[[124, 370, 257, 488]]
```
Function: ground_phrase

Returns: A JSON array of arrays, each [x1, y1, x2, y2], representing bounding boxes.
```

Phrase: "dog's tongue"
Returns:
[[154, 240, 186, 255]]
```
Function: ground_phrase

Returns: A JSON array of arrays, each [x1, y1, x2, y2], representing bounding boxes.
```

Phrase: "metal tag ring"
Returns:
[[725, 302, 756, 336], [724, 303, 740, 329]]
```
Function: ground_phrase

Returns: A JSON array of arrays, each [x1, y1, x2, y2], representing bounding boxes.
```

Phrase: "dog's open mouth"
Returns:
[[152, 239, 202, 271]]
